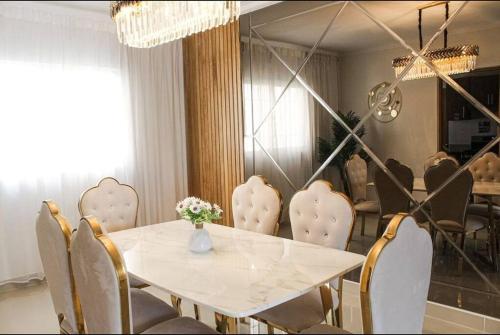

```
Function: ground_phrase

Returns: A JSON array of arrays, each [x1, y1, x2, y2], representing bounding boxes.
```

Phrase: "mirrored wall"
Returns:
[[240, 0, 500, 319]]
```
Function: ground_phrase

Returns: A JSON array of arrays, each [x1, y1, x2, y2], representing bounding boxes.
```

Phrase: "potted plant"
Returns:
[[317, 110, 369, 196], [176, 197, 222, 253]]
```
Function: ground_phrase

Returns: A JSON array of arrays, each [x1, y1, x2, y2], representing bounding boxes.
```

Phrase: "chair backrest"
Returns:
[[232, 175, 282, 235], [469, 152, 500, 182], [71, 216, 131, 334], [360, 214, 432, 334], [424, 151, 459, 171], [290, 180, 355, 250], [345, 154, 368, 203], [424, 159, 472, 226], [36, 201, 85, 334], [79, 177, 139, 233], [374, 159, 414, 217]]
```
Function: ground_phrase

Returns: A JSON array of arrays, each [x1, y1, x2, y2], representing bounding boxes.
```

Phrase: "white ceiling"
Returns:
[[251, 1, 500, 53]]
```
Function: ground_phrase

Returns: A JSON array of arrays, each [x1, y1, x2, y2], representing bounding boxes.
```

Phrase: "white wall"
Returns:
[[339, 26, 500, 178]]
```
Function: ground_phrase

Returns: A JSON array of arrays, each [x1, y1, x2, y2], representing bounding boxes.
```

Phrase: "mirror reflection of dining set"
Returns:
[[350, 151, 500, 271]]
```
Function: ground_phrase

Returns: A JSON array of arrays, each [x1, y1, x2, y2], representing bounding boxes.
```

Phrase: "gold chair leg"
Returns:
[[194, 304, 200, 320], [361, 214, 366, 236], [171, 296, 182, 316], [215, 313, 238, 334], [266, 324, 274, 334]]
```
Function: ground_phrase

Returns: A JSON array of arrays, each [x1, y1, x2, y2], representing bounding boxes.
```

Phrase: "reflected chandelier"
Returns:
[[392, 1, 478, 81], [111, 1, 240, 48]]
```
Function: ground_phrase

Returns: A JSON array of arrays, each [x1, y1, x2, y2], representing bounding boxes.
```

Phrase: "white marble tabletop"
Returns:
[[108, 220, 365, 318]]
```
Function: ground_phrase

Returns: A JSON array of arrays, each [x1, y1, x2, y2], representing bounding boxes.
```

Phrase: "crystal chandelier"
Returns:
[[392, 2, 479, 81], [111, 1, 240, 48]]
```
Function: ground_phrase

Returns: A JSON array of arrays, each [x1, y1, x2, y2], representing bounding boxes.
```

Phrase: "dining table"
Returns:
[[108, 220, 366, 334], [368, 178, 500, 271]]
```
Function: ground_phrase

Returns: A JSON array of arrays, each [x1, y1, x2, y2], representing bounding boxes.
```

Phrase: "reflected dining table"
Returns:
[[369, 178, 500, 271], [108, 220, 366, 333]]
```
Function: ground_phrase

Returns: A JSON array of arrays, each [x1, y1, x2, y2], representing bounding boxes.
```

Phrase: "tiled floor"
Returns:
[[1, 279, 500, 334]]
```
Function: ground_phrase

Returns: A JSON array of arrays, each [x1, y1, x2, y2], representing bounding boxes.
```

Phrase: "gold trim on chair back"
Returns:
[[36, 201, 85, 334], [71, 216, 131, 334], [360, 214, 432, 334], [232, 175, 283, 236], [79, 177, 139, 233]]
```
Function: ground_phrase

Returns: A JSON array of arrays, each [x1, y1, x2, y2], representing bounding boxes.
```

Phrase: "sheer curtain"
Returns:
[[242, 41, 339, 207], [0, 2, 187, 285]]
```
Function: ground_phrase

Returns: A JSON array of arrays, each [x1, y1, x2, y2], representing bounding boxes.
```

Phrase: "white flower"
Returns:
[[190, 204, 202, 214], [175, 201, 186, 213], [213, 204, 223, 214], [203, 201, 212, 210]]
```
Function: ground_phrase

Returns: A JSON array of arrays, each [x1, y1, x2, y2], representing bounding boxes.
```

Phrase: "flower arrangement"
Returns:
[[176, 197, 223, 225]]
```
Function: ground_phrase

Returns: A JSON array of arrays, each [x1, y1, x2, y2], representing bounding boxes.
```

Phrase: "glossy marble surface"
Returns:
[[108, 220, 365, 318]]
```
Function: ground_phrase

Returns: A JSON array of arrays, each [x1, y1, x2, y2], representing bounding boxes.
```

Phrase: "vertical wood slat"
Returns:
[[183, 20, 244, 227]]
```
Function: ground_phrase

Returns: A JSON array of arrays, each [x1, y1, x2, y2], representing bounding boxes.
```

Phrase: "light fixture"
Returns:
[[392, 1, 478, 81], [368, 82, 402, 123], [111, 1, 240, 48]]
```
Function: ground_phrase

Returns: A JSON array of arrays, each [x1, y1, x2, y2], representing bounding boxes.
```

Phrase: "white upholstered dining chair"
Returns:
[[232, 175, 282, 236], [345, 154, 379, 236], [79, 177, 139, 233], [253, 180, 356, 333], [302, 214, 433, 334], [36, 201, 85, 334], [468, 152, 500, 218], [70, 216, 217, 334]]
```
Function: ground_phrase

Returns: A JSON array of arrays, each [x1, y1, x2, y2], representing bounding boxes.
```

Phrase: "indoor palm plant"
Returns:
[[317, 110, 369, 196]]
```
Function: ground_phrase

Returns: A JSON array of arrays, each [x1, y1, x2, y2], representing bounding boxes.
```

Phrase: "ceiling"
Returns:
[[249, 1, 500, 53]]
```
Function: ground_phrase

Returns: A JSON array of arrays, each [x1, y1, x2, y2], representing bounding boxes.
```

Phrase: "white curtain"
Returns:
[[242, 41, 339, 207], [0, 2, 187, 285]]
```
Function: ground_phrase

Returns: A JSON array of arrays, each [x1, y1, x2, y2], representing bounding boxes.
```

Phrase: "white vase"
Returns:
[[189, 223, 213, 253]]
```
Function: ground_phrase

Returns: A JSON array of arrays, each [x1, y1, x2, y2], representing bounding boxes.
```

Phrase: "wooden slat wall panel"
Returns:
[[183, 21, 244, 227]]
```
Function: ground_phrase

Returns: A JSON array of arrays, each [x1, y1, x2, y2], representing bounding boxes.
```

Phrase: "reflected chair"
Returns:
[[252, 180, 356, 333], [301, 214, 433, 334], [424, 151, 459, 171], [36, 201, 85, 334], [70, 216, 218, 334], [374, 159, 413, 238], [424, 159, 486, 252], [79, 177, 146, 289], [232, 175, 283, 236], [468, 152, 500, 219], [345, 154, 379, 236]]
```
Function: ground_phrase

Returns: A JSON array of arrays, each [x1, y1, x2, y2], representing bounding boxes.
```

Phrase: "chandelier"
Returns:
[[111, 1, 240, 48], [392, 1, 479, 81]]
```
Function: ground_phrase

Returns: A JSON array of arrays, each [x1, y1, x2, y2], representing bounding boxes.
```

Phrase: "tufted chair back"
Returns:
[[36, 201, 84, 334], [346, 154, 368, 202], [79, 177, 139, 233], [71, 216, 132, 334], [425, 159, 472, 227], [469, 152, 500, 182], [424, 151, 459, 171], [374, 159, 413, 217], [232, 175, 282, 235], [290, 180, 355, 250], [360, 214, 432, 334]]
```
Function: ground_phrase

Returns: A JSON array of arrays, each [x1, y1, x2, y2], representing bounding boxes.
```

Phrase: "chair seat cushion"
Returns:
[[382, 213, 396, 220], [301, 324, 351, 334], [142, 317, 219, 334], [253, 289, 325, 333], [131, 288, 178, 334], [468, 203, 500, 218], [354, 200, 379, 213], [130, 275, 149, 289], [435, 217, 486, 234]]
